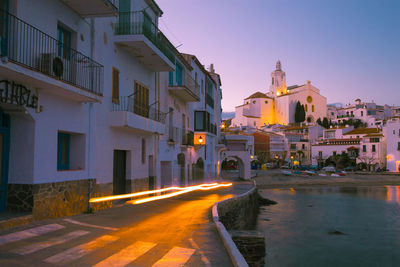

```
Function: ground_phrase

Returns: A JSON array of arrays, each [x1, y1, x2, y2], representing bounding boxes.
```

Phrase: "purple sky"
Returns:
[[157, 0, 400, 112]]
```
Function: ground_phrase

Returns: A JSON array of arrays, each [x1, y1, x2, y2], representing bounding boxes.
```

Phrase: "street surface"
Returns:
[[0, 182, 252, 267]]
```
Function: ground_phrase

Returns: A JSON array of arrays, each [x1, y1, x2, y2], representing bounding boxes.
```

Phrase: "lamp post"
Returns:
[[198, 136, 203, 144]]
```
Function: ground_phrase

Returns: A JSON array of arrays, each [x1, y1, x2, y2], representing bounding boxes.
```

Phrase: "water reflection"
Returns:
[[285, 186, 400, 204], [258, 186, 400, 267]]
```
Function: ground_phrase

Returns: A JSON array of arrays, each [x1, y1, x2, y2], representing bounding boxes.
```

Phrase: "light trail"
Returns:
[[89, 183, 231, 204], [128, 183, 233, 205]]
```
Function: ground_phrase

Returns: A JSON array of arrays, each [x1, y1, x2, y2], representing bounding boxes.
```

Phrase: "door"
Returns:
[[397, 161, 400, 173], [148, 155, 154, 190], [113, 150, 126, 195], [0, 110, 10, 212], [160, 161, 172, 188]]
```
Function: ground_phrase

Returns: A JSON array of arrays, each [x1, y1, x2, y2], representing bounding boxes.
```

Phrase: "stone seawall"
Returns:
[[213, 183, 266, 267]]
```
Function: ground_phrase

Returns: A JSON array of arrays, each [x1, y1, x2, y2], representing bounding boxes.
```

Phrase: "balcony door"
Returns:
[[118, 0, 131, 34], [0, 0, 9, 57]]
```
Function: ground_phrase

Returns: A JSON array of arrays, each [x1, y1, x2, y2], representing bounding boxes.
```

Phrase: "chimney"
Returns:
[[210, 64, 215, 73]]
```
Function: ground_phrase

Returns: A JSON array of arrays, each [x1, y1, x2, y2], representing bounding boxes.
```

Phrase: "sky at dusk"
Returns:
[[156, 0, 400, 112]]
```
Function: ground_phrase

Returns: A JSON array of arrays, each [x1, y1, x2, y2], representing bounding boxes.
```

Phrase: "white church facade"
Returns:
[[231, 61, 327, 128]]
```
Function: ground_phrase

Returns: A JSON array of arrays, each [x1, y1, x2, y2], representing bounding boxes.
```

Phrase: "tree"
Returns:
[[300, 104, 306, 122], [295, 101, 306, 123], [322, 117, 330, 128], [317, 118, 322, 126], [295, 101, 302, 123]]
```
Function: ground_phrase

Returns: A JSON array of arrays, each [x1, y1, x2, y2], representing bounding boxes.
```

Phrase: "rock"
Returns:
[[258, 195, 277, 206], [328, 230, 346, 235]]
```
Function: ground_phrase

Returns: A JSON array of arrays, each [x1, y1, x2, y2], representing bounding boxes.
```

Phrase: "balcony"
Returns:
[[61, 0, 119, 17], [114, 11, 175, 71], [181, 130, 194, 146], [0, 11, 103, 102], [168, 72, 200, 102], [111, 96, 166, 134]]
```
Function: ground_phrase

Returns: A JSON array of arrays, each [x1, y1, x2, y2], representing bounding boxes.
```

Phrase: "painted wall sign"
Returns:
[[0, 80, 38, 108]]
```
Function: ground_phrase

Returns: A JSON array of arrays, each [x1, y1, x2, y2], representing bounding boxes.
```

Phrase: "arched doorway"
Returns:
[[221, 156, 245, 179], [193, 158, 204, 182], [177, 153, 185, 186]]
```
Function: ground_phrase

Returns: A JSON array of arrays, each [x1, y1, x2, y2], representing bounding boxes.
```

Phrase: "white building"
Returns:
[[231, 61, 327, 128], [384, 118, 400, 172], [0, 0, 225, 219], [329, 99, 398, 127]]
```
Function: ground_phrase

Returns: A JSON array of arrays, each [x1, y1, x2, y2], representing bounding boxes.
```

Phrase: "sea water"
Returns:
[[257, 186, 400, 267]]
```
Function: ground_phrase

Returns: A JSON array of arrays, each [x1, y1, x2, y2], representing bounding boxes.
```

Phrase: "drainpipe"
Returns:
[[87, 18, 95, 212]]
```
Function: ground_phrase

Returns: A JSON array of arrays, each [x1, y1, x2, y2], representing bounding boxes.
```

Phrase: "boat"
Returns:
[[281, 170, 293, 176]]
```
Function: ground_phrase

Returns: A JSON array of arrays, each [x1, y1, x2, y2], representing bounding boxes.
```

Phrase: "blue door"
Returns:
[[0, 109, 10, 212]]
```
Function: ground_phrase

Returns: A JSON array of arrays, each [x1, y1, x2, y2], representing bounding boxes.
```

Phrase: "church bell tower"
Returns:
[[269, 60, 287, 97]]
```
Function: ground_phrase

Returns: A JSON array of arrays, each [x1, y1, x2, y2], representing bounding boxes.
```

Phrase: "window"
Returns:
[[201, 80, 204, 94], [312, 105, 315, 112], [363, 145, 366, 152], [57, 25, 72, 59], [370, 138, 379, 143], [372, 145, 376, 152], [112, 68, 119, 104], [331, 112, 334, 116], [254, 121, 256, 126], [290, 144, 296, 150], [305, 104, 308, 112], [134, 81, 149, 118], [252, 101, 256, 104], [394, 130, 396, 135], [57, 133, 70, 170], [398, 142, 400, 151], [141, 138, 146, 164], [333, 151, 337, 156], [272, 78, 274, 85], [318, 151, 323, 158], [361, 111, 364, 116], [57, 132, 85, 171], [265, 100, 268, 104], [351, 111, 353, 116], [206, 77, 214, 109], [195, 111, 210, 131], [302, 144, 305, 149]]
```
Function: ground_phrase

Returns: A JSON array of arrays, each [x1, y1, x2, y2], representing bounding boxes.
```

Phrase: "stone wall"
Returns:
[[32, 179, 96, 219], [6, 177, 152, 220], [217, 187, 260, 230], [215, 185, 266, 267], [7, 184, 34, 212]]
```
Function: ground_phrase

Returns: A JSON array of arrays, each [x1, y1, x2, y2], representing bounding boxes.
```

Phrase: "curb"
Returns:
[[212, 181, 257, 267]]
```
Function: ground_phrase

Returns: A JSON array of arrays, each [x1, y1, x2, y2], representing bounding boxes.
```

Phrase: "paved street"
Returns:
[[0, 182, 252, 267]]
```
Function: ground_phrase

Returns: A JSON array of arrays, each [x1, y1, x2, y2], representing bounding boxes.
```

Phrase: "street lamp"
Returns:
[[198, 136, 203, 144]]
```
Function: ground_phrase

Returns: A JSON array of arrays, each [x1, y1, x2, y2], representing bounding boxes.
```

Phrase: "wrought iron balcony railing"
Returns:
[[169, 71, 200, 100], [115, 11, 175, 64], [112, 96, 166, 124], [0, 10, 103, 95]]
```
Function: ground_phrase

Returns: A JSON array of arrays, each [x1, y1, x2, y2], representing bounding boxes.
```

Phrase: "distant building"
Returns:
[[231, 61, 327, 127], [384, 118, 400, 172]]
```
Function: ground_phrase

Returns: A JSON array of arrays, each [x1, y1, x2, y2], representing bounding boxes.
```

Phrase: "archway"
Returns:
[[193, 158, 204, 182], [177, 153, 185, 186], [221, 156, 245, 179], [306, 115, 314, 123]]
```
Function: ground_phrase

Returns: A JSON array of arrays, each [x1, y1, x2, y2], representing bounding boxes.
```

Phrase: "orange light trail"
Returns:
[[89, 183, 232, 204], [128, 183, 233, 204]]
